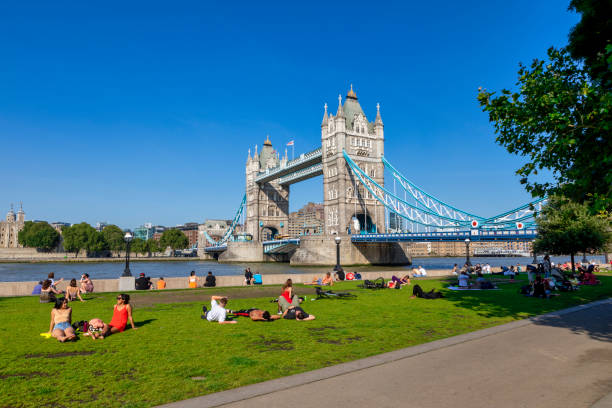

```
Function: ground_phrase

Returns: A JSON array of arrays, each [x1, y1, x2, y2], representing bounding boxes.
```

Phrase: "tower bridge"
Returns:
[[200, 86, 544, 265]]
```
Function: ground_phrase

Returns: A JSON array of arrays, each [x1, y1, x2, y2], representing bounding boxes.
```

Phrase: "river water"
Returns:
[[0, 255, 605, 282]]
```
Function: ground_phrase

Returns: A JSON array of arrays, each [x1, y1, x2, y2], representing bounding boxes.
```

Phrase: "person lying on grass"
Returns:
[[48, 297, 76, 342], [102, 294, 137, 336], [231, 309, 281, 321], [282, 305, 315, 321], [85, 318, 108, 340], [202, 295, 237, 324]]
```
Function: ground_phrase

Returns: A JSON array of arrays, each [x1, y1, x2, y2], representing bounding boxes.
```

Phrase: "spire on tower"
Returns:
[[255, 144, 258, 156], [336, 94, 344, 117], [375, 102, 383, 125], [321, 102, 328, 126], [347, 84, 357, 99]]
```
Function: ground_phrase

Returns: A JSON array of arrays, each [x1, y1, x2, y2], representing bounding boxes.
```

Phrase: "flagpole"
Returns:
[[292, 144, 294, 160]]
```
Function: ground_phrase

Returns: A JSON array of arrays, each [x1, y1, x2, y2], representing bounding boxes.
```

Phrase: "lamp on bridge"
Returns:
[[122, 231, 133, 277], [333, 236, 342, 272], [464, 238, 472, 268]]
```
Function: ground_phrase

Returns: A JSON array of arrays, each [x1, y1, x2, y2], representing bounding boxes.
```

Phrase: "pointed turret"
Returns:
[[6, 204, 15, 222], [375, 102, 383, 125], [336, 94, 344, 117], [16, 202, 24, 223], [321, 103, 328, 126]]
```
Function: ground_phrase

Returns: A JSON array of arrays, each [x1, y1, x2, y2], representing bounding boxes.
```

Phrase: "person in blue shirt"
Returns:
[[253, 272, 263, 285]]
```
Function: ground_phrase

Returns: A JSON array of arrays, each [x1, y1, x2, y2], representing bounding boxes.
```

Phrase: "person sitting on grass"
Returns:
[[321, 272, 334, 286], [201, 295, 237, 324], [40, 279, 61, 303], [47, 272, 63, 289], [32, 281, 43, 295], [86, 318, 108, 340], [48, 297, 76, 342], [278, 279, 301, 313], [66, 279, 84, 302], [458, 270, 470, 288], [411, 284, 444, 299], [231, 309, 281, 321], [204, 271, 216, 287], [282, 305, 315, 321], [579, 266, 600, 285], [103, 294, 137, 336], [157, 277, 166, 289]]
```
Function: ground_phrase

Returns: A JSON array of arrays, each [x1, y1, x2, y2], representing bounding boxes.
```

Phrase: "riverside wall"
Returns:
[[0, 270, 453, 297]]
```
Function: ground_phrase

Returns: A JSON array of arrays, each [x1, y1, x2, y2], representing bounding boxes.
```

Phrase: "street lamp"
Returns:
[[333, 235, 342, 272], [464, 238, 471, 267], [122, 231, 133, 277]]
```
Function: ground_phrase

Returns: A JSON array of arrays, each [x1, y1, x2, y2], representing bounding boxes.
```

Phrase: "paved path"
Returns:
[[159, 299, 612, 408]]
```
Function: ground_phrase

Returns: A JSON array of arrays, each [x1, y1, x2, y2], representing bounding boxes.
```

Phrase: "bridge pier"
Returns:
[[290, 235, 411, 266]]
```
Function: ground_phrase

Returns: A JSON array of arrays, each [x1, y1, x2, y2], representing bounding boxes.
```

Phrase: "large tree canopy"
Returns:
[[160, 229, 189, 253], [17, 221, 60, 251], [477, 47, 612, 212], [62, 223, 107, 257], [567, 0, 612, 88], [102, 225, 125, 256], [534, 196, 611, 270]]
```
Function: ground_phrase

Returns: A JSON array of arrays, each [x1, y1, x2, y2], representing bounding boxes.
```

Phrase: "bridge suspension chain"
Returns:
[[203, 194, 246, 246], [345, 151, 545, 231]]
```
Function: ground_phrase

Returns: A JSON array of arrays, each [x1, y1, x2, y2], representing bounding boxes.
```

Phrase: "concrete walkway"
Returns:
[[159, 299, 612, 408]]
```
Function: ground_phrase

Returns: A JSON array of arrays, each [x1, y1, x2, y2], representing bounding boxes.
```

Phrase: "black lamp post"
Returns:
[[333, 235, 342, 272], [464, 238, 471, 267], [122, 231, 133, 277]]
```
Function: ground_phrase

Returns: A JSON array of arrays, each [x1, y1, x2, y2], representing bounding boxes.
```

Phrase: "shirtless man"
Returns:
[[231, 309, 281, 321]]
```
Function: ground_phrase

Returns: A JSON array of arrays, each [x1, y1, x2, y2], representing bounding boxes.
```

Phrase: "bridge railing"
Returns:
[[255, 148, 322, 183], [351, 229, 537, 242], [278, 163, 323, 185]]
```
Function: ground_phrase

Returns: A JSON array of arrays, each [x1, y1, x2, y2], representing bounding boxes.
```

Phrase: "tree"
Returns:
[[131, 238, 147, 257], [567, 0, 612, 88], [477, 47, 612, 212], [533, 196, 612, 271], [160, 229, 189, 255], [146, 239, 160, 257], [62, 223, 107, 257], [102, 225, 124, 257], [18, 221, 60, 251]]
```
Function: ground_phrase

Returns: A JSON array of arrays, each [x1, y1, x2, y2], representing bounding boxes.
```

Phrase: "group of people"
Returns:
[[202, 278, 315, 324], [45, 291, 136, 342], [34, 273, 94, 303], [244, 268, 262, 285]]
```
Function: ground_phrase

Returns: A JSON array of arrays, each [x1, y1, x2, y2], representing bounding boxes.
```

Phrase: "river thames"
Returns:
[[0, 255, 604, 282]]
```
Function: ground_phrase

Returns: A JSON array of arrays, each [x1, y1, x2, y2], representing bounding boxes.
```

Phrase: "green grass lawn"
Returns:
[[1, 275, 610, 407]]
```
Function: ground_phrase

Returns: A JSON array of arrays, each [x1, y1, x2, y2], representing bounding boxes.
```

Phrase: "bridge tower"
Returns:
[[321, 86, 385, 235], [245, 136, 290, 241]]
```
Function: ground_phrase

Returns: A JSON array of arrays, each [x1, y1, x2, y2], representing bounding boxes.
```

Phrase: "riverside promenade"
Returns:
[[159, 299, 612, 408]]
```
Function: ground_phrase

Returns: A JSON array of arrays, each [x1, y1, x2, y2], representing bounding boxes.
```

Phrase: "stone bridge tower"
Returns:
[[245, 136, 290, 241], [321, 86, 385, 235]]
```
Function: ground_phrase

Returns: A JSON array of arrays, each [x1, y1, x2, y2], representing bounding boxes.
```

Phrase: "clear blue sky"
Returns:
[[0, 1, 579, 229]]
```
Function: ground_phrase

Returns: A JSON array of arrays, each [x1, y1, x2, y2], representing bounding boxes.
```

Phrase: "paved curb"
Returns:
[[591, 391, 612, 408], [157, 298, 612, 408]]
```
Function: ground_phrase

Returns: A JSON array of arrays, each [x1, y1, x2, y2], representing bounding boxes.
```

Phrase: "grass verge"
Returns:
[[0, 275, 610, 407]]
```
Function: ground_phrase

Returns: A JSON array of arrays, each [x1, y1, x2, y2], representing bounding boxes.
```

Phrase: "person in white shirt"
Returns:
[[484, 264, 491, 274], [413, 266, 427, 278], [202, 296, 237, 324]]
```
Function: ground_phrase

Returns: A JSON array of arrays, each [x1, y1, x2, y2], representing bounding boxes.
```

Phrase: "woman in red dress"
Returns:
[[104, 294, 136, 336]]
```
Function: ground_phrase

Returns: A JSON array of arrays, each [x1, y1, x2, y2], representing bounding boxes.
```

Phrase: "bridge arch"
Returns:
[[349, 213, 376, 234], [260, 226, 279, 241]]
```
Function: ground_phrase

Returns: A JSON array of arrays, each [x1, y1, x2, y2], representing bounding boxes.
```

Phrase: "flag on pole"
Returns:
[[286, 140, 294, 146]]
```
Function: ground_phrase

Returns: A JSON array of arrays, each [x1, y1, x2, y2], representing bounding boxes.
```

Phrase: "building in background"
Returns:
[[198, 219, 233, 248], [0, 203, 25, 248], [176, 222, 199, 247], [288, 202, 325, 237], [152, 225, 166, 241], [134, 223, 154, 241], [50, 222, 70, 233], [95, 222, 108, 232]]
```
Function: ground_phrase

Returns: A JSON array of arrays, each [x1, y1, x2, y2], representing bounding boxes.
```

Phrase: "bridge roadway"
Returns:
[[204, 229, 538, 255], [254, 147, 322, 184]]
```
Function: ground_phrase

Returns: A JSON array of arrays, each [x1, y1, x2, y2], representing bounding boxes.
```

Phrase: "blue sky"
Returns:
[[0, 1, 579, 229]]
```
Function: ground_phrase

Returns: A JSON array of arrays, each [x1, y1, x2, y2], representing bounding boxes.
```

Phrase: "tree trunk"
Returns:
[[570, 253, 575, 273]]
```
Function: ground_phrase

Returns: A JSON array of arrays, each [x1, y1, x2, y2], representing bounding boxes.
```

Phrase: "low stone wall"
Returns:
[[0, 269, 454, 297]]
